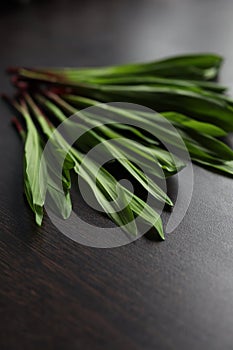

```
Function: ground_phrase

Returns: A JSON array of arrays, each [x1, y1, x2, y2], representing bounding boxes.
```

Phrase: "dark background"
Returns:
[[1, 0, 233, 349]]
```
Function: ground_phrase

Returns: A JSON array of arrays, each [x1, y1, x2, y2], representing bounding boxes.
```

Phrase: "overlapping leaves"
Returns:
[[4, 53, 233, 239]]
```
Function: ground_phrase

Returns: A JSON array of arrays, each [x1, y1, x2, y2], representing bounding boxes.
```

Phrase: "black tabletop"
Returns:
[[1, 1, 233, 349]]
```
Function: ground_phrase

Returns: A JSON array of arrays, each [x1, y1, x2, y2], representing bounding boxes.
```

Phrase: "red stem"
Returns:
[[12, 117, 24, 133], [6, 66, 20, 74]]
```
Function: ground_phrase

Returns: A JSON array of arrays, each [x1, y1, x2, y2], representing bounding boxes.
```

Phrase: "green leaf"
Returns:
[[11, 101, 46, 225]]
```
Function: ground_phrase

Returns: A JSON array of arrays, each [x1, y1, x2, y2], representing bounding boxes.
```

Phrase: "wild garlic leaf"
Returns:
[[21, 53, 222, 82], [14, 101, 47, 225]]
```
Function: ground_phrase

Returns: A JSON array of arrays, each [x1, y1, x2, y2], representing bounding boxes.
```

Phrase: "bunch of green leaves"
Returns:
[[57, 94, 233, 176], [8, 93, 167, 238], [4, 53, 233, 239]]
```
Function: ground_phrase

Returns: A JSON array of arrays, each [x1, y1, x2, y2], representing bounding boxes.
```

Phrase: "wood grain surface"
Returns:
[[1, 1, 233, 349]]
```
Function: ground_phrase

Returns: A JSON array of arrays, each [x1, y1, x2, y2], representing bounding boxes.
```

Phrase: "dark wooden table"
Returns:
[[1, 0, 233, 349]]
